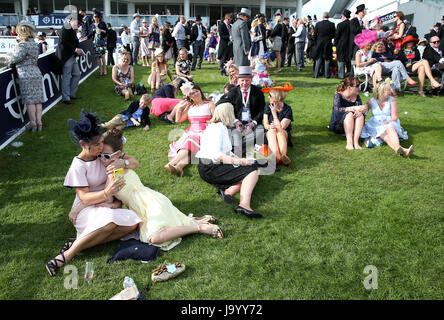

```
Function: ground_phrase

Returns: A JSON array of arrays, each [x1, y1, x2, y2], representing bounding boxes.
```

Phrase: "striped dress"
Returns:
[[168, 103, 212, 158]]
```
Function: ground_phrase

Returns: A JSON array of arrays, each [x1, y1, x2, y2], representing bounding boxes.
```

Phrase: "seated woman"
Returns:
[[372, 41, 418, 96], [112, 52, 135, 100], [164, 82, 215, 177], [175, 48, 193, 82], [354, 30, 383, 89], [148, 48, 173, 93], [329, 77, 368, 150], [196, 103, 262, 219], [150, 77, 185, 124], [361, 79, 413, 157], [45, 111, 143, 276], [396, 35, 441, 97], [101, 130, 223, 250], [101, 94, 152, 131], [262, 83, 294, 167]]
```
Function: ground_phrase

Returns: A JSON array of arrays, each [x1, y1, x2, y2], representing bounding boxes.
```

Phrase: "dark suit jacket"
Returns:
[[334, 19, 352, 62], [217, 21, 233, 61], [190, 23, 207, 43], [107, 29, 117, 48], [162, 28, 174, 53], [404, 25, 418, 38], [350, 17, 363, 57], [216, 85, 265, 125], [313, 19, 335, 59], [438, 25, 444, 52], [288, 25, 296, 48], [423, 45, 442, 67], [53, 26, 79, 74], [120, 100, 151, 126]]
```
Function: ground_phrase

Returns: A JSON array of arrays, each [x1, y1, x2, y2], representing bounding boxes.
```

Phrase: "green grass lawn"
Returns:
[[0, 61, 443, 300]]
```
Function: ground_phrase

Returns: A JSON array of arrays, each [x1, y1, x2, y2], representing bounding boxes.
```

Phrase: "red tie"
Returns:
[[243, 91, 248, 102]]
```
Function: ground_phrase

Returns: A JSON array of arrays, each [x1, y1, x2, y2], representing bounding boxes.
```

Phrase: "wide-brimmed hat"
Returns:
[[402, 35, 419, 47], [418, 38, 427, 45], [154, 48, 164, 57], [343, 9, 351, 19], [17, 20, 36, 32], [238, 66, 253, 78], [239, 8, 251, 18], [261, 82, 294, 94], [354, 29, 378, 48], [355, 4, 366, 14]]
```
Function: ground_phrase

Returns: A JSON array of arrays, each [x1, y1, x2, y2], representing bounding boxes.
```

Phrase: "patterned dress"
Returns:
[[139, 26, 150, 57], [7, 39, 45, 105], [355, 50, 378, 76], [148, 24, 160, 49], [114, 65, 134, 95], [93, 21, 107, 56], [168, 103, 212, 158]]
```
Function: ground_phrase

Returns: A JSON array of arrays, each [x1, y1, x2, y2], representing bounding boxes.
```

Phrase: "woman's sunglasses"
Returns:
[[98, 151, 119, 159]]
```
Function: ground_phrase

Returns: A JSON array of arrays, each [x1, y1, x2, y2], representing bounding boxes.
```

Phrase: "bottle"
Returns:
[[123, 276, 139, 296]]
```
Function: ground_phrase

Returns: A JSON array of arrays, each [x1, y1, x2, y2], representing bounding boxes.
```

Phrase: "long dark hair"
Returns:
[[337, 77, 361, 92], [186, 83, 207, 105]]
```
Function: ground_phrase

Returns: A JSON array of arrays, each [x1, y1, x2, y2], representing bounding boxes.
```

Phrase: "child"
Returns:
[[101, 94, 153, 131], [252, 53, 273, 87], [175, 48, 193, 81], [148, 48, 173, 92], [208, 31, 217, 64]]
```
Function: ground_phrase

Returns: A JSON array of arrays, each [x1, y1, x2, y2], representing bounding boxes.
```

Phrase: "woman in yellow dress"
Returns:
[[100, 129, 223, 250]]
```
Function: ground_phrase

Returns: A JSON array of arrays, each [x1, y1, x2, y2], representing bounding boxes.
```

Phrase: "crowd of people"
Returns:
[[2, 7, 442, 277]]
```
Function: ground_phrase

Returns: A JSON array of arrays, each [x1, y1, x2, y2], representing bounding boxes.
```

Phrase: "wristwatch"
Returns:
[[124, 159, 130, 168]]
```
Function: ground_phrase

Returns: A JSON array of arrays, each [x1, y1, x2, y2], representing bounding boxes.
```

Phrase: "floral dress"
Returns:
[[356, 50, 378, 76], [139, 25, 150, 57], [114, 65, 134, 95], [93, 21, 107, 56]]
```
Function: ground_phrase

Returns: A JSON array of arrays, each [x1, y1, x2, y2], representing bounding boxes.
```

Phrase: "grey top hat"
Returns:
[[17, 20, 36, 32], [238, 66, 253, 77], [239, 8, 251, 18]]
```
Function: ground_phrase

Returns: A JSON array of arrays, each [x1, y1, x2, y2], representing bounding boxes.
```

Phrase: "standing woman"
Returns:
[[45, 111, 143, 276], [329, 77, 368, 150], [37, 31, 47, 54], [165, 82, 215, 177], [7, 21, 46, 132], [271, 14, 283, 72], [93, 11, 108, 75], [388, 11, 405, 55], [148, 16, 161, 62], [249, 14, 267, 65], [139, 19, 151, 67], [162, 21, 174, 63]]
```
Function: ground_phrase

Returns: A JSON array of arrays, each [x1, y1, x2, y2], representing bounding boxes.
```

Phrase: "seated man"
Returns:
[[422, 36, 444, 88], [101, 94, 152, 131], [216, 66, 265, 157]]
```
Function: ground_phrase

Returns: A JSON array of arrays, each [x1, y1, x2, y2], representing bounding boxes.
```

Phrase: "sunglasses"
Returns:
[[431, 41, 440, 44], [98, 151, 119, 159]]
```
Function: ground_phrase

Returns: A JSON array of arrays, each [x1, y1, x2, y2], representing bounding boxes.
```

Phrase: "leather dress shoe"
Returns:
[[217, 189, 233, 204], [62, 100, 73, 105], [70, 96, 81, 100], [234, 206, 263, 218]]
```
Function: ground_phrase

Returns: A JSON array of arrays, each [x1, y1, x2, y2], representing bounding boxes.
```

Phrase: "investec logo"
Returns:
[[42, 15, 68, 25]]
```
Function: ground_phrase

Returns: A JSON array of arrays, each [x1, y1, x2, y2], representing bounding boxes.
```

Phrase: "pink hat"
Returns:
[[354, 29, 378, 48]]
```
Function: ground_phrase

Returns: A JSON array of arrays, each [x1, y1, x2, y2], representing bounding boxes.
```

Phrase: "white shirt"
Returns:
[[196, 24, 203, 41], [196, 122, 233, 163], [130, 19, 140, 37], [121, 31, 131, 46]]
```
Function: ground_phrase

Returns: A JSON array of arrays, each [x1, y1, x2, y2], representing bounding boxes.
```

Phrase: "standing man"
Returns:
[[56, 14, 85, 105], [281, 17, 290, 68], [438, 16, 444, 53], [120, 25, 131, 57], [350, 4, 367, 61], [218, 13, 234, 76], [173, 16, 187, 52], [313, 12, 335, 78], [334, 9, 352, 79], [232, 8, 251, 67], [130, 13, 141, 65], [79, 9, 94, 40], [191, 15, 207, 70], [106, 23, 117, 66], [293, 18, 307, 71], [286, 19, 297, 67]]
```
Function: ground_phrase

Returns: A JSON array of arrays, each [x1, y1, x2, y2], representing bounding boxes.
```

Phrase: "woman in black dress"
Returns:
[[196, 103, 263, 219], [329, 77, 368, 150]]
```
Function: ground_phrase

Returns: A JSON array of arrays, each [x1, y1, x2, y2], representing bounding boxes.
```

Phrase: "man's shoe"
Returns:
[[70, 96, 81, 100], [234, 206, 263, 219], [62, 100, 73, 105]]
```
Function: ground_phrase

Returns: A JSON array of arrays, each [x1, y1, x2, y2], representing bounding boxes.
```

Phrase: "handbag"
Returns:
[[134, 81, 147, 95]]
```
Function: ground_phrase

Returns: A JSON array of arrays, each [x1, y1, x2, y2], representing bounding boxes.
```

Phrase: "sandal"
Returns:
[[188, 213, 217, 223], [418, 91, 426, 97], [45, 252, 66, 277], [59, 238, 75, 254], [404, 145, 414, 158], [211, 225, 224, 239], [151, 261, 186, 282]]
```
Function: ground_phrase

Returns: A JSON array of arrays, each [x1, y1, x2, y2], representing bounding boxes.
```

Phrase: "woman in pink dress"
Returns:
[[45, 111, 143, 277], [164, 82, 215, 177]]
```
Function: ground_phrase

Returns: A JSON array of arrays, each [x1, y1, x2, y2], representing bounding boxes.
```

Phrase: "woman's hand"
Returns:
[[106, 159, 126, 173], [104, 176, 125, 197]]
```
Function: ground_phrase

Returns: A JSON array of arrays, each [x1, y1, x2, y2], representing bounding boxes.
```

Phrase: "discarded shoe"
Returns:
[[151, 262, 185, 282]]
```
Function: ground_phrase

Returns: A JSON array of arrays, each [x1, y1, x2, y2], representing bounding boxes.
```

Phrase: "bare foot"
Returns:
[[346, 145, 354, 150], [354, 143, 362, 150]]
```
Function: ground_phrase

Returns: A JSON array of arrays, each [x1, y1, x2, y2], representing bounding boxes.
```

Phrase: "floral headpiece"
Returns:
[[180, 81, 194, 97], [67, 109, 104, 146]]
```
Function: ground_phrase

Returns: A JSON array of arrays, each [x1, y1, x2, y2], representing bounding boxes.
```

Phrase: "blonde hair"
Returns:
[[251, 18, 260, 29], [120, 52, 130, 63], [371, 41, 384, 52], [178, 48, 188, 61], [16, 25, 34, 41], [152, 16, 158, 26], [210, 103, 235, 127], [269, 89, 288, 102], [141, 94, 152, 103], [373, 78, 392, 99]]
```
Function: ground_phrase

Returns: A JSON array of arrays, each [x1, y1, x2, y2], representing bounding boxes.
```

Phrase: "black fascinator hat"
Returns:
[[68, 109, 104, 146]]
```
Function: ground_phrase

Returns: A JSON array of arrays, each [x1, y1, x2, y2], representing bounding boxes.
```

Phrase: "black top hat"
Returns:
[[355, 4, 366, 14], [164, 21, 172, 26], [442, 15, 444, 20], [195, 15, 202, 21], [435, 22, 442, 28], [343, 9, 351, 19]]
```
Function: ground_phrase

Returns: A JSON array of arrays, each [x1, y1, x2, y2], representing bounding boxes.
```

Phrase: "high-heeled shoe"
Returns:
[[403, 145, 414, 157], [45, 252, 65, 277], [431, 81, 442, 89], [166, 164, 183, 177], [407, 80, 418, 87]]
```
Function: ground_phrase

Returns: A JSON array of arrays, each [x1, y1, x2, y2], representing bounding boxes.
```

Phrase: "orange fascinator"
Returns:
[[261, 82, 294, 94]]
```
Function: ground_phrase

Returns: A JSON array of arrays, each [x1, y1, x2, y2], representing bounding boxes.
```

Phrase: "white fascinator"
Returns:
[[180, 81, 194, 97]]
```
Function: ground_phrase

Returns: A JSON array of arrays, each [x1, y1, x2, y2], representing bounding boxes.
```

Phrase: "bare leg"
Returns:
[[415, 65, 426, 94], [266, 129, 281, 159], [224, 181, 242, 197], [239, 170, 259, 211], [379, 126, 403, 152], [27, 104, 37, 129], [276, 131, 288, 157], [353, 115, 365, 149], [343, 113, 355, 150], [35, 103, 43, 127]]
